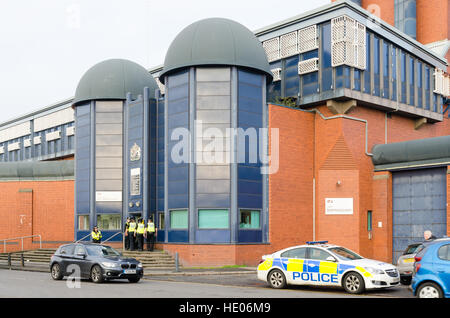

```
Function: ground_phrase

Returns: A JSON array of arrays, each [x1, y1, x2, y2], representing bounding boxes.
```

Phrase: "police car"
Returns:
[[257, 241, 400, 294]]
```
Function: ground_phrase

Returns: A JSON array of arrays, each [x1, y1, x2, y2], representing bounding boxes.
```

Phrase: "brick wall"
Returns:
[[0, 180, 74, 252]]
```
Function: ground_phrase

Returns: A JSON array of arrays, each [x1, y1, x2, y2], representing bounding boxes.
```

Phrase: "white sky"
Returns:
[[0, 0, 329, 122]]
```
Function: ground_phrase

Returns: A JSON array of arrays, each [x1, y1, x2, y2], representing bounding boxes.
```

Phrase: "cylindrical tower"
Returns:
[[72, 58, 158, 241], [158, 18, 272, 244]]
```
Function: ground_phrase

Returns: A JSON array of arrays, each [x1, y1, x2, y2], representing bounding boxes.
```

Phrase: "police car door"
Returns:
[[306, 247, 340, 286], [281, 247, 308, 285]]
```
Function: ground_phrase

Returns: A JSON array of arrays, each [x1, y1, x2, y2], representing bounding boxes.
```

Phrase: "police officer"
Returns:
[[124, 217, 130, 250], [91, 226, 102, 243], [146, 217, 157, 251], [136, 218, 146, 251], [128, 217, 137, 251]]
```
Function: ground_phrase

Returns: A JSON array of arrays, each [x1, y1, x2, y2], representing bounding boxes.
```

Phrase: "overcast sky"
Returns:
[[0, 0, 329, 122]]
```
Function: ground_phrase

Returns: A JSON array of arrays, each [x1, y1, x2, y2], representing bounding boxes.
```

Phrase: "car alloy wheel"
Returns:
[[268, 269, 286, 289], [51, 263, 63, 280], [90, 265, 104, 283], [418, 283, 443, 298], [343, 272, 364, 294]]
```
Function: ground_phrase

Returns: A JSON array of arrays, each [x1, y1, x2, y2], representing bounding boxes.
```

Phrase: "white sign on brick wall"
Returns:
[[325, 198, 353, 215]]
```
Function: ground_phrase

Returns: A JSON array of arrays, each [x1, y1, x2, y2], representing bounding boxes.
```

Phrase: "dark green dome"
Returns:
[[159, 18, 272, 82], [73, 59, 158, 106]]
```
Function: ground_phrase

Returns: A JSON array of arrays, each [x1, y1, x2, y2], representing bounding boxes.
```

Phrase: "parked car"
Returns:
[[257, 241, 399, 294], [50, 243, 143, 283], [411, 238, 450, 298], [397, 243, 422, 285]]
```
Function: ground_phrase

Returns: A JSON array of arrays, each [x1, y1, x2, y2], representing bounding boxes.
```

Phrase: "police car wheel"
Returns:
[[417, 282, 443, 298], [343, 272, 365, 294], [51, 263, 63, 280], [90, 265, 104, 283], [268, 269, 286, 289]]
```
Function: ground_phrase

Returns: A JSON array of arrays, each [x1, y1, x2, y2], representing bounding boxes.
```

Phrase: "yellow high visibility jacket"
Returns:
[[147, 222, 155, 233], [128, 222, 137, 233], [137, 223, 146, 234], [91, 231, 102, 240]]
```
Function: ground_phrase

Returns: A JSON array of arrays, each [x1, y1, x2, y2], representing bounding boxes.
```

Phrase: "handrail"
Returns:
[[102, 231, 122, 243], [1, 235, 42, 253], [74, 233, 91, 243]]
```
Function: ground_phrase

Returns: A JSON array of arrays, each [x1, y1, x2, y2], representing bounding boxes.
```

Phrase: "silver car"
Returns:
[[397, 243, 429, 285]]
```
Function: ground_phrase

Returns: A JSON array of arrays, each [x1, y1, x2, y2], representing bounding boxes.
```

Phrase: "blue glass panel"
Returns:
[[401, 52, 407, 103], [302, 71, 319, 96], [321, 23, 333, 92], [409, 56, 415, 106], [238, 166, 261, 181], [302, 50, 318, 60], [364, 32, 371, 94], [284, 55, 299, 98]]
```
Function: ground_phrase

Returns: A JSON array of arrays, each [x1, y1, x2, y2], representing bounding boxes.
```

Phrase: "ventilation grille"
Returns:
[[271, 68, 282, 81], [262, 25, 318, 62], [434, 68, 450, 97], [263, 37, 280, 62], [280, 31, 298, 58], [331, 15, 366, 69], [298, 58, 319, 75], [298, 25, 318, 53]]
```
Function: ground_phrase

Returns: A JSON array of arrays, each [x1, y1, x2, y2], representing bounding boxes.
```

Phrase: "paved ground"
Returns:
[[0, 266, 413, 298]]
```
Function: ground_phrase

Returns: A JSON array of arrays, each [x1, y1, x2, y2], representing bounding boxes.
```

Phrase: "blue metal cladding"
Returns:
[[321, 22, 333, 92], [75, 103, 91, 214], [167, 70, 189, 210], [364, 32, 371, 94], [392, 167, 447, 263], [237, 69, 263, 212]]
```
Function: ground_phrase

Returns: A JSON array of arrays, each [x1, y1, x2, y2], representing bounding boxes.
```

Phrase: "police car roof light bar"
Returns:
[[306, 240, 328, 245]]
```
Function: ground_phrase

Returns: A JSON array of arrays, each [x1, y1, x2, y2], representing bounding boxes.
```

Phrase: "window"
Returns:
[[281, 247, 307, 259], [78, 215, 90, 230], [96, 214, 121, 230], [328, 247, 363, 260], [308, 248, 334, 261], [438, 245, 450, 261], [239, 210, 261, 229], [74, 245, 86, 256], [198, 209, 229, 229], [367, 210, 373, 231], [170, 209, 188, 229], [391, 46, 397, 101], [58, 244, 75, 255], [373, 36, 380, 96], [409, 56, 415, 106], [400, 51, 407, 103], [416, 60, 422, 108], [158, 212, 165, 230]]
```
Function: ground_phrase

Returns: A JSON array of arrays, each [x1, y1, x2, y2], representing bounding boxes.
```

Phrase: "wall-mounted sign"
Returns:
[[96, 191, 122, 202], [130, 168, 141, 196], [130, 143, 141, 161], [325, 198, 353, 215]]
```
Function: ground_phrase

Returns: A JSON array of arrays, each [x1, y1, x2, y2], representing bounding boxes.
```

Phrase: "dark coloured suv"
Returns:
[[50, 243, 143, 283]]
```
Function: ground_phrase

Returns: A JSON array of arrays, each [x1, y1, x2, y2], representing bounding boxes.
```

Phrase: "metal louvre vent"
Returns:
[[298, 25, 318, 53], [434, 69, 450, 97], [331, 15, 366, 69], [155, 77, 165, 95], [298, 58, 319, 75], [280, 31, 298, 58], [263, 37, 280, 62], [271, 68, 282, 81]]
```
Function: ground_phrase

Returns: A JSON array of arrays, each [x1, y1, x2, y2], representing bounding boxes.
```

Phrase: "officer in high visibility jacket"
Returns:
[[128, 218, 137, 251], [124, 217, 130, 250], [136, 218, 146, 251], [91, 226, 102, 243], [146, 217, 157, 251]]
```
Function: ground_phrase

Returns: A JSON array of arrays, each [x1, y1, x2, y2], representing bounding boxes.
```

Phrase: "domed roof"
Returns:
[[159, 18, 272, 82], [73, 59, 158, 106]]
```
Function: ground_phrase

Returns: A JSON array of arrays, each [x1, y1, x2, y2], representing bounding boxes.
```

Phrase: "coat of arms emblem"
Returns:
[[130, 143, 141, 161]]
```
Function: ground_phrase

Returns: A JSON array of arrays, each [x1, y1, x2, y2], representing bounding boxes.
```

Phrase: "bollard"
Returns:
[[7, 253, 11, 269], [175, 252, 179, 272]]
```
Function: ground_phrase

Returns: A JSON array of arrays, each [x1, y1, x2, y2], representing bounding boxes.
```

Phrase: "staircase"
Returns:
[[0, 248, 177, 270]]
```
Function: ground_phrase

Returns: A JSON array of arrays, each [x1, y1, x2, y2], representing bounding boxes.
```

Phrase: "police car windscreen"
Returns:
[[328, 247, 363, 260], [86, 245, 121, 257]]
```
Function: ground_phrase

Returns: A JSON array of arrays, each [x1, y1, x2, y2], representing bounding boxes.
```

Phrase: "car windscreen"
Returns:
[[328, 247, 363, 260], [85, 245, 121, 257], [403, 244, 420, 255]]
